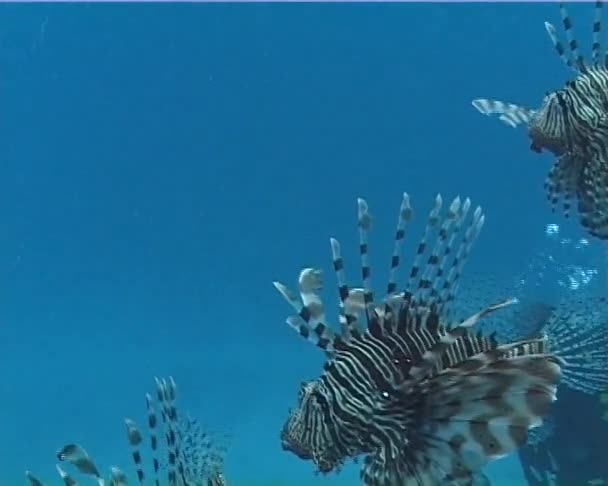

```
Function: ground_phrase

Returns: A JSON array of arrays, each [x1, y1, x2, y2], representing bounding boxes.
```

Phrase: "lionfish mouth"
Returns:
[[530, 141, 543, 153], [528, 128, 565, 157], [280, 424, 312, 460]]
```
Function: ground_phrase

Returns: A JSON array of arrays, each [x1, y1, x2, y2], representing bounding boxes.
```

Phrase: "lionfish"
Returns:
[[472, 2, 608, 240], [26, 377, 228, 486], [273, 192, 562, 485]]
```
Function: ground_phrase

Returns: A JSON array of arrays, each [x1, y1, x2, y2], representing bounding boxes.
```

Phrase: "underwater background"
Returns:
[[0, 2, 605, 485]]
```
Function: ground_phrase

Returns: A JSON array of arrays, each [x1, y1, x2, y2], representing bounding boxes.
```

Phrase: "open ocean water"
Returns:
[[0, 2, 606, 485]]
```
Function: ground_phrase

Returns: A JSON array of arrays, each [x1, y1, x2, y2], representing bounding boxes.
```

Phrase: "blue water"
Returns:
[[0, 2, 605, 485]]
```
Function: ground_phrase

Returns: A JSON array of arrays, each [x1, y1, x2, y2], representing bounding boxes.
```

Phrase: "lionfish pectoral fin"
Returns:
[[407, 354, 561, 483], [472, 99, 535, 128]]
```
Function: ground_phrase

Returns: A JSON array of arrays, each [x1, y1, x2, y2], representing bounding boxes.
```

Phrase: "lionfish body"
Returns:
[[473, 2, 608, 239], [274, 192, 562, 485], [26, 377, 228, 486]]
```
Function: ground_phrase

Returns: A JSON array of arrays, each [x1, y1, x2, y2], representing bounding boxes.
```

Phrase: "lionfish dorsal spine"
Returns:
[[415, 195, 462, 312], [405, 193, 443, 298], [403, 297, 517, 384], [124, 418, 145, 484], [429, 196, 471, 311], [330, 236, 363, 339], [55, 465, 77, 486], [386, 192, 412, 298], [592, 0, 604, 64], [272, 267, 341, 354], [439, 206, 485, 312], [357, 197, 376, 326], [558, 2, 587, 71], [145, 391, 162, 484]]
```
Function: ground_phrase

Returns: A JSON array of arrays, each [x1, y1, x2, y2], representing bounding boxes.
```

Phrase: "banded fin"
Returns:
[[403, 298, 518, 385], [274, 193, 486, 351], [472, 99, 536, 128], [125, 417, 148, 484], [56, 465, 78, 486], [365, 348, 561, 485], [578, 151, 608, 239], [544, 153, 582, 219], [109, 467, 128, 486], [56, 444, 104, 484], [543, 294, 608, 393], [25, 471, 45, 486]]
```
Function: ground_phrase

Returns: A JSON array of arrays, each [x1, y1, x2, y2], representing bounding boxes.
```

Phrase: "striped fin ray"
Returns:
[[472, 99, 536, 128], [55, 444, 105, 486], [154, 377, 190, 486], [331, 236, 364, 340], [153, 377, 178, 486], [297, 268, 325, 324], [273, 269, 341, 353], [386, 193, 413, 297], [405, 194, 443, 298], [542, 295, 608, 393], [109, 467, 128, 486], [544, 153, 582, 218], [56, 465, 78, 486], [437, 205, 485, 312], [430, 197, 471, 312], [124, 418, 147, 485], [545, 21, 580, 72], [415, 195, 462, 309], [559, 2, 586, 71], [144, 393, 162, 486], [357, 197, 376, 326], [579, 151, 608, 239], [25, 471, 45, 486], [403, 298, 518, 385], [592, 0, 603, 64]]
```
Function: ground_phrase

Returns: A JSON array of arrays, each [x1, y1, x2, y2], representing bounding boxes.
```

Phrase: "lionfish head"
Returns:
[[528, 91, 570, 157], [280, 380, 341, 474]]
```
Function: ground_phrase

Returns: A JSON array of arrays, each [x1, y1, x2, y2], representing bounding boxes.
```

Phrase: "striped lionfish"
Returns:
[[26, 377, 228, 486], [273, 192, 562, 485], [473, 2, 608, 240]]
